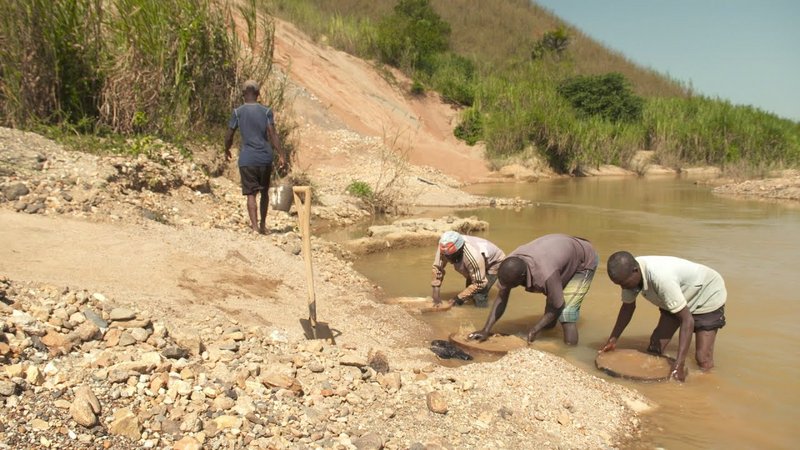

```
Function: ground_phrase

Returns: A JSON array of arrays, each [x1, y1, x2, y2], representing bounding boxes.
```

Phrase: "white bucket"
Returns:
[[269, 184, 293, 212]]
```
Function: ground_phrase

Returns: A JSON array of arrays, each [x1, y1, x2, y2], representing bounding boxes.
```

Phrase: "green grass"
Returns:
[[0, 0, 292, 159], [259, 0, 799, 173]]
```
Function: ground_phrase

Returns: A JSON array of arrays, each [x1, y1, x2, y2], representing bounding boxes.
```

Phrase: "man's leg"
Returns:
[[258, 188, 269, 234], [695, 329, 718, 371], [246, 194, 259, 233], [557, 266, 596, 345], [648, 309, 681, 354]]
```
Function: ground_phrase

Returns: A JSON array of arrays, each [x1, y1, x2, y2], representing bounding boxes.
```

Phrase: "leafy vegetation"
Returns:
[[261, 0, 799, 173], [0, 0, 291, 159], [557, 73, 644, 123]]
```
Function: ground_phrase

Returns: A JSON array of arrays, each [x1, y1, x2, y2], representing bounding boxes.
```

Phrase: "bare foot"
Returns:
[[259, 225, 268, 235]]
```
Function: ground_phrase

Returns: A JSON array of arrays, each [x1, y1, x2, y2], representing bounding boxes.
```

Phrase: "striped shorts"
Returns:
[[558, 256, 598, 323]]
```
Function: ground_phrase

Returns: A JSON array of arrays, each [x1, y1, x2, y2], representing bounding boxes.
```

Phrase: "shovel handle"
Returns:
[[293, 186, 317, 323]]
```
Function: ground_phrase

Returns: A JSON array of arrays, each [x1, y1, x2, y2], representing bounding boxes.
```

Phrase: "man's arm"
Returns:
[[468, 286, 510, 342], [670, 306, 694, 382], [600, 301, 636, 352], [525, 276, 565, 342], [223, 128, 235, 161], [266, 123, 285, 169]]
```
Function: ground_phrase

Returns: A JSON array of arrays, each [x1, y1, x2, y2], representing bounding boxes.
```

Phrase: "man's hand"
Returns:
[[526, 328, 539, 343], [224, 149, 232, 161], [670, 362, 686, 382], [600, 337, 617, 353], [450, 296, 464, 306], [467, 330, 489, 342]]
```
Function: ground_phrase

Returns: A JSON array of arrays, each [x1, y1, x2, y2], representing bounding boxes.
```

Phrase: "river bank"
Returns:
[[0, 127, 655, 449]]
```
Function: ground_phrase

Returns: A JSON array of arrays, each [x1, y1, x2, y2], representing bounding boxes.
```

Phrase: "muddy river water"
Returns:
[[346, 177, 800, 449]]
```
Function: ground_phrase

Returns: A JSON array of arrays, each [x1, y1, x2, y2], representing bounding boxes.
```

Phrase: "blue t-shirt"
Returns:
[[228, 103, 274, 167]]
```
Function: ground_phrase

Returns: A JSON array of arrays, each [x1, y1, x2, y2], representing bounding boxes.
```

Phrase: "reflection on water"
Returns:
[[348, 177, 800, 449]]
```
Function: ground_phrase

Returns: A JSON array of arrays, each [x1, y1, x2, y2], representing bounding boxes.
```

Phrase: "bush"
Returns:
[[375, 0, 450, 70], [454, 108, 482, 145], [426, 52, 475, 106], [531, 27, 570, 60], [346, 180, 374, 199], [557, 73, 644, 123]]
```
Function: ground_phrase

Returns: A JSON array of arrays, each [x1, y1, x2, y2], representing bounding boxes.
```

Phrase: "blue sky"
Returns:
[[533, 0, 800, 122]]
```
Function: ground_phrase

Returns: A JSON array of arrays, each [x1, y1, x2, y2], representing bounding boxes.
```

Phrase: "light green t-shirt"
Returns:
[[621, 256, 726, 314]]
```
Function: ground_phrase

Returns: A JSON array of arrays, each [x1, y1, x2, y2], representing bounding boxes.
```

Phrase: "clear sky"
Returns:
[[533, 0, 800, 122]]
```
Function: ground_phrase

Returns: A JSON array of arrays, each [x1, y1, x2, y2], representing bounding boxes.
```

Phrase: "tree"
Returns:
[[376, 0, 451, 70]]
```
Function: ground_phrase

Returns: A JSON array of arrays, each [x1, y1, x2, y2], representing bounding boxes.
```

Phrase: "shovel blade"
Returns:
[[300, 318, 335, 343]]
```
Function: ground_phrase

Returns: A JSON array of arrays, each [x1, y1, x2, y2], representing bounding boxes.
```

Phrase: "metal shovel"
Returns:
[[292, 186, 335, 343]]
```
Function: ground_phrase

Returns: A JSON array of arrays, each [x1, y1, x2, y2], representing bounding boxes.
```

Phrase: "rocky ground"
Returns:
[[0, 127, 652, 449], [712, 171, 800, 201]]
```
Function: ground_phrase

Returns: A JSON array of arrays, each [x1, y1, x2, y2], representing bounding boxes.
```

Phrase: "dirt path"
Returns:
[[0, 209, 427, 348]]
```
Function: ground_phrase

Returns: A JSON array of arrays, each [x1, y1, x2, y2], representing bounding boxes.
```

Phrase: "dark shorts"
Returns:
[[239, 165, 272, 195], [659, 306, 726, 332]]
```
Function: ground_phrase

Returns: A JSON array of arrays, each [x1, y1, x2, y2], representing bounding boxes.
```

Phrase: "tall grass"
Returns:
[[263, 0, 800, 173], [0, 0, 284, 146]]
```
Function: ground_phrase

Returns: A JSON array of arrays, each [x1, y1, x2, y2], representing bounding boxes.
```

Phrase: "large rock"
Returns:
[[2, 182, 29, 201], [109, 307, 136, 321], [173, 436, 202, 450], [109, 408, 141, 440]]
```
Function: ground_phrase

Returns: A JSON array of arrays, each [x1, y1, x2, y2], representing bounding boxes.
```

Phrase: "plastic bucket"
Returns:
[[269, 184, 293, 212]]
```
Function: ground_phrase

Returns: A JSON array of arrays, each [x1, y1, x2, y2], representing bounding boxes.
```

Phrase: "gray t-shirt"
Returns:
[[228, 103, 274, 167], [509, 234, 598, 306]]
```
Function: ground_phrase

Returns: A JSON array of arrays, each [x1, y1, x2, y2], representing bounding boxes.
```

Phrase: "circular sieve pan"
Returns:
[[595, 349, 683, 382], [449, 332, 528, 355]]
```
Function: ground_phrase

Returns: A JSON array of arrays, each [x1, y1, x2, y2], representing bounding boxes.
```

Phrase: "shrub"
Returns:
[[375, 0, 450, 70], [426, 52, 475, 105], [454, 108, 482, 145], [557, 73, 644, 123], [346, 180, 374, 199], [531, 27, 570, 60]]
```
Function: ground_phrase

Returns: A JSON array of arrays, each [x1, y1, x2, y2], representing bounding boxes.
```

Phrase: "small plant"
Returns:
[[454, 108, 482, 145], [531, 27, 570, 60], [410, 79, 425, 96], [346, 180, 374, 199]]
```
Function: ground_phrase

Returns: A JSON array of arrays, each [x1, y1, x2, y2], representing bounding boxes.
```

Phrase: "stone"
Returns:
[[118, 332, 137, 346], [82, 308, 108, 329], [109, 308, 136, 321], [353, 432, 384, 450], [109, 408, 141, 440], [40, 330, 75, 351], [70, 398, 98, 427], [30, 418, 49, 430], [377, 372, 402, 391], [75, 385, 102, 414], [0, 380, 18, 396], [72, 321, 100, 342], [557, 412, 571, 426], [208, 415, 242, 436], [26, 365, 45, 385], [5, 363, 24, 378], [173, 436, 202, 450], [426, 391, 448, 414], [2, 182, 29, 201], [339, 353, 368, 368], [367, 350, 389, 374], [130, 327, 150, 342], [162, 345, 188, 360]]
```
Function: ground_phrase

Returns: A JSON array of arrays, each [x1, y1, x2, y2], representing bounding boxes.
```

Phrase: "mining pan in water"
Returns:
[[595, 349, 683, 382], [449, 332, 528, 355]]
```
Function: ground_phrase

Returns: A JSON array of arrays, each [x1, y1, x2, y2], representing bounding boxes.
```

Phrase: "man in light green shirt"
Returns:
[[601, 252, 727, 382]]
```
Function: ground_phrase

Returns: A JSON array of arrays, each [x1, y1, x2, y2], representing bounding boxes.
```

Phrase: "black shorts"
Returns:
[[239, 165, 272, 195], [659, 306, 726, 332], [693, 306, 726, 332]]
